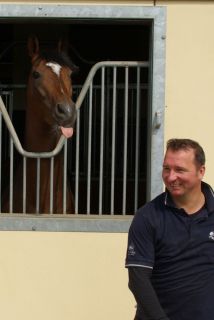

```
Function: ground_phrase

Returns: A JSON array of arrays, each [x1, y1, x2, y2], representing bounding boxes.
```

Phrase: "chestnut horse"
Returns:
[[4, 36, 77, 213]]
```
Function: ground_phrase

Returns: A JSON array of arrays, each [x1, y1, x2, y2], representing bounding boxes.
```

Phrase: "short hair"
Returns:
[[166, 138, 205, 167]]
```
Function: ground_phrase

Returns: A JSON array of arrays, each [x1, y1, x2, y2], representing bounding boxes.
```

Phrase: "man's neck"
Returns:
[[173, 190, 205, 215]]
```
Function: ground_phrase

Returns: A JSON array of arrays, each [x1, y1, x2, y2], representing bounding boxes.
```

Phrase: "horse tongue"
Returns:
[[60, 126, 74, 138]]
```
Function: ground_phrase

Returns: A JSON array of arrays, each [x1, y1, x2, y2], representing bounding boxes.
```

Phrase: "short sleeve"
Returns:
[[125, 206, 155, 268]]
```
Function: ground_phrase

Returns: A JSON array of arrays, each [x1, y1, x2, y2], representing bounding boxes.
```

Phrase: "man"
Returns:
[[125, 138, 214, 320]]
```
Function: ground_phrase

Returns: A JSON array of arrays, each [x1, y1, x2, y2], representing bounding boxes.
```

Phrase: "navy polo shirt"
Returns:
[[126, 182, 214, 320]]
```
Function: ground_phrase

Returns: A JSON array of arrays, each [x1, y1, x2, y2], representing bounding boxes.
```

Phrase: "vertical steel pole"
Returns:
[[75, 109, 80, 215], [99, 67, 105, 214], [87, 83, 93, 214], [36, 158, 40, 214], [50, 157, 54, 214], [122, 67, 129, 214], [23, 157, 26, 214], [110, 67, 117, 215], [9, 138, 14, 213], [135, 67, 141, 211], [63, 141, 67, 214]]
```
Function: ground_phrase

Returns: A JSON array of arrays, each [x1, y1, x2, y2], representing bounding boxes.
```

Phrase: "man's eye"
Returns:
[[176, 169, 184, 173]]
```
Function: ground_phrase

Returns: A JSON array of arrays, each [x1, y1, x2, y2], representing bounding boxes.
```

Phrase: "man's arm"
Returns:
[[128, 266, 170, 320]]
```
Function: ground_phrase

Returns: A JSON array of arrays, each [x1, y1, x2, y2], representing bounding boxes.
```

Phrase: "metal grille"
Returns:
[[0, 61, 149, 215]]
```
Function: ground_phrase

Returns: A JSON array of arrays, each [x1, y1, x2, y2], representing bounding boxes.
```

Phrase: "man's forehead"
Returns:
[[166, 148, 194, 155], [164, 149, 195, 163]]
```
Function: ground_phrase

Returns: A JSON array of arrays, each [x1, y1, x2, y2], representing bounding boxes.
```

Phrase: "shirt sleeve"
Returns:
[[125, 207, 156, 268], [128, 266, 170, 320]]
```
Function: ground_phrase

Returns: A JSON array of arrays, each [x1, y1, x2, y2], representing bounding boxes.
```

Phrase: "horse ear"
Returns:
[[58, 38, 69, 54], [28, 36, 40, 60]]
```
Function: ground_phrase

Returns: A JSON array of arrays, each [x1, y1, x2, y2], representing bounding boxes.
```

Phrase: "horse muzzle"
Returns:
[[55, 101, 77, 128]]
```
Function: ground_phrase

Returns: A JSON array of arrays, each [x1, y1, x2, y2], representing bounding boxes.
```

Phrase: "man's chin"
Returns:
[[169, 188, 183, 197]]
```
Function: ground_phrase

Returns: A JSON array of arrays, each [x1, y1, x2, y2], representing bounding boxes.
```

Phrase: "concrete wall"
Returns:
[[164, 2, 214, 186], [0, 1, 214, 319], [0, 232, 135, 319]]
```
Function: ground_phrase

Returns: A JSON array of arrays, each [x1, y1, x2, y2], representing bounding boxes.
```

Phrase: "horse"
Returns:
[[3, 36, 77, 214]]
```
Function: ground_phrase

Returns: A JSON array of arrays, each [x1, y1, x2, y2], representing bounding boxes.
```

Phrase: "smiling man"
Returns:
[[162, 140, 205, 214], [126, 139, 214, 320]]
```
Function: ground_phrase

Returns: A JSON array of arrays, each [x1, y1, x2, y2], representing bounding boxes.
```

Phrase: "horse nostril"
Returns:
[[56, 104, 66, 117], [56, 103, 76, 124]]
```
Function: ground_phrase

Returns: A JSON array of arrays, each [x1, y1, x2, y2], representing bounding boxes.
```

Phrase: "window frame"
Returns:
[[0, 4, 166, 232]]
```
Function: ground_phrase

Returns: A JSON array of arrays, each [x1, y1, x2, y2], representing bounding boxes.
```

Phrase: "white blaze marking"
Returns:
[[46, 62, 62, 77]]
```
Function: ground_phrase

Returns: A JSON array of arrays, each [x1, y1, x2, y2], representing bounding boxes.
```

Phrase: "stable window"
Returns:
[[0, 4, 166, 232]]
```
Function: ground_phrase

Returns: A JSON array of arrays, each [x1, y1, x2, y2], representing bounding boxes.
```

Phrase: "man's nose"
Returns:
[[167, 170, 177, 181]]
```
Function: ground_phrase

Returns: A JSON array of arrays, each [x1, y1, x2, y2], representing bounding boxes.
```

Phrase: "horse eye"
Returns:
[[32, 71, 41, 79]]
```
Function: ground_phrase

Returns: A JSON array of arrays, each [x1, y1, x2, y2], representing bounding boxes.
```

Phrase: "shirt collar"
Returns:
[[164, 181, 214, 214], [201, 182, 214, 212]]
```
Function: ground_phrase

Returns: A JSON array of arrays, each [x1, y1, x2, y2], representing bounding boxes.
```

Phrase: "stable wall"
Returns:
[[0, 232, 135, 320], [0, 2, 214, 320], [164, 2, 214, 186]]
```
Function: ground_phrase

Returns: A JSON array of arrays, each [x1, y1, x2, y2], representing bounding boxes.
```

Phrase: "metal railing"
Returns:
[[0, 61, 149, 215]]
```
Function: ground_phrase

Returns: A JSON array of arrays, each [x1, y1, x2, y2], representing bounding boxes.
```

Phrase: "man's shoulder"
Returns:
[[202, 182, 214, 213], [139, 192, 165, 210], [129, 192, 167, 235], [135, 192, 166, 220]]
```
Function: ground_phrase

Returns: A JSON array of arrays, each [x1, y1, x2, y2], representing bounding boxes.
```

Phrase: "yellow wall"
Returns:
[[164, 3, 214, 186], [0, 231, 135, 320], [1, 2, 214, 320]]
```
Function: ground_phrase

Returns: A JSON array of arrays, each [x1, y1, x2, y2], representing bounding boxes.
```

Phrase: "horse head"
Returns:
[[26, 36, 77, 150]]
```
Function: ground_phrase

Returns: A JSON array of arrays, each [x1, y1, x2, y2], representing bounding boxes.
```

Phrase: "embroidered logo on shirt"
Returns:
[[128, 244, 136, 256], [209, 231, 214, 240]]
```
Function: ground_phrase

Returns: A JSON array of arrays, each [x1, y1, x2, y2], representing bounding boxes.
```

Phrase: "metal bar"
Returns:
[[63, 141, 67, 214], [122, 67, 129, 215], [110, 67, 117, 215], [0, 62, 148, 159], [9, 91, 13, 119], [76, 61, 149, 109], [0, 96, 65, 158], [99, 67, 105, 215], [75, 109, 80, 214], [87, 83, 93, 214], [9, 137, 14, 213], [23, 157, 27, 214], [50, 157, 54, 214], [0, 84, 26, 89], [76, 61, 148, 110], [135, 67, 141, 211], [0, 61, 149, 216], [0, 113, 2, 213], [36, 158, 40, 214]]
